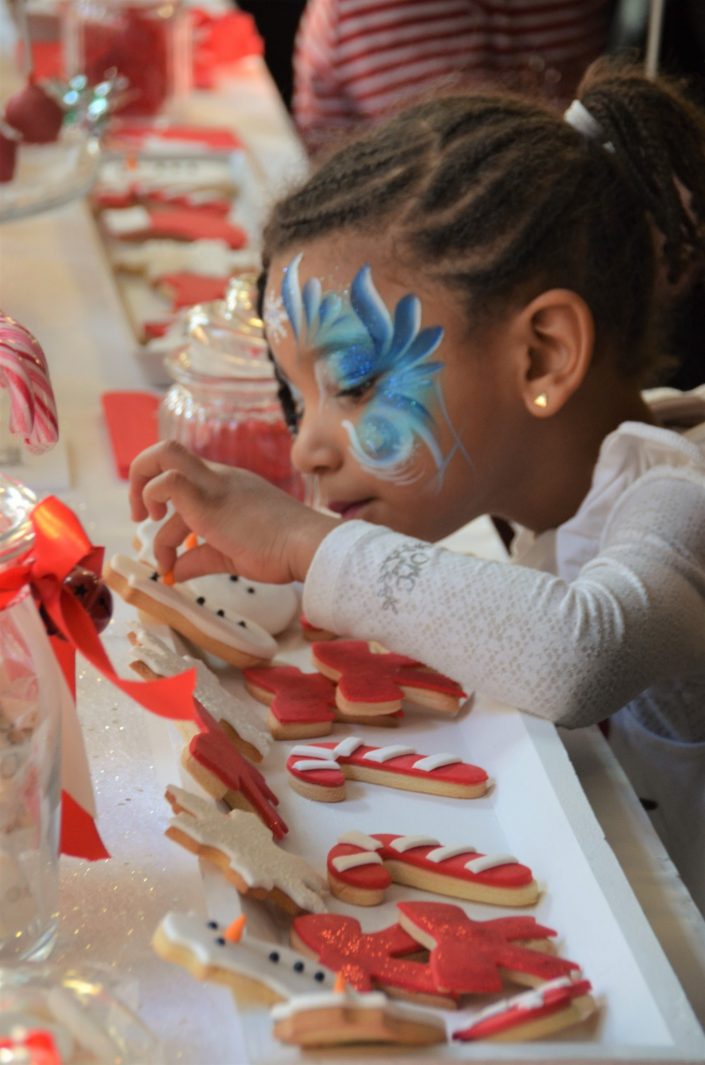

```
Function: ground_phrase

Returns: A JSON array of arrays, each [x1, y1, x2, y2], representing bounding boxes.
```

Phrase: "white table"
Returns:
[[1, 55, 704, 1065]]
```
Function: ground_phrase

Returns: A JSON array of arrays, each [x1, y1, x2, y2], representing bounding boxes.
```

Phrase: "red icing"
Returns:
[[312, 640, 465, 710], [244, 665, 337, 726], [189, 700, 287, 838], [453, 977, 593, 1040], [155, 272, 231, 310], [113, 207, 247, 248], [293, 913, 446, 999], [327, 843, 391, 892], [286, 739, 488, 791], [328, 834, 532, 891], [142, 319, 174, 339], [398, 901, 580, 995], [94, 186, 231, 213], [106, 123, 243, 151]]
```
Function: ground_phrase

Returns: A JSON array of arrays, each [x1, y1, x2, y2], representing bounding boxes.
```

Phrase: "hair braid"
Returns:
[[262, 59, 705, 387]]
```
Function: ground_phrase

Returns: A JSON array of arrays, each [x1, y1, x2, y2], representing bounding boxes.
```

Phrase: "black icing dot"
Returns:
[[216, 609, 225, 618], [238, 620, 247, 628], [293, 961, 304, 973], [247, 587, 255, 594], [196, 596, 206, 606], [216, 936, 226, 946], [268, 951, 280, 963], [314, 971, 326, 983], [207, 920, 219, 929], [229, 575, 239, 582], [150, 572, 159, 581]]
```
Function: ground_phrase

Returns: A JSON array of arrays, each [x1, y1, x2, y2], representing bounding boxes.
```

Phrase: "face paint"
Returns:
[[263, 289, 288, 343], [281, 253, 456, 484]]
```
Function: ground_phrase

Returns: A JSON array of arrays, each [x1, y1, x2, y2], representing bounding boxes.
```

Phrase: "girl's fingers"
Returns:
[[172, 542, 231, 583], [152, 509, 192, 575], [128, 442, 209, 521]]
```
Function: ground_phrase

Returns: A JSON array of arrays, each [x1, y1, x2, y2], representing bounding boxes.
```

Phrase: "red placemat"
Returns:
[[101, 391, 159, 479]]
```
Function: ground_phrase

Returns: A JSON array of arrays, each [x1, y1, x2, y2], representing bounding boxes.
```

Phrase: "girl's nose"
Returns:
[[290, 412, 343, 476]]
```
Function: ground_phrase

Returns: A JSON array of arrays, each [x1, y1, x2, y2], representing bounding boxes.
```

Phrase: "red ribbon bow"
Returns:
[[0, 496, 198, 859]]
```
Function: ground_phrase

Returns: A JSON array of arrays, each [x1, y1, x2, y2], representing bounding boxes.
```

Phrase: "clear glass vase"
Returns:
[[0, 476, 61, 963]]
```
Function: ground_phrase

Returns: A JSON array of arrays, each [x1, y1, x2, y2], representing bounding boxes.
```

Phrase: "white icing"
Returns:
[[464, 853, 517, 874], [331, 852, 383, 873], [166, 786, 327, 912], [337, 831, 384, 851], [102, 205, 151, 235], [467, 976, 579, 1024], [130, 627, 270, 758], [362, 745, 415, 764], [425, 844, 477, 863], [331, 735, 364, 758], [135, 518, 300, 634], [159, 912, 335, 997], [270, 989, 446, 1031], [292, 759, 341, 773], [412, 753, 461, 772], [290, 744, 334, 759], [388, 835, 440, 854], [108, 554, 276, 658]]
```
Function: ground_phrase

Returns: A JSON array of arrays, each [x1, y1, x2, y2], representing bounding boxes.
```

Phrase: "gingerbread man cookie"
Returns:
[[312, 640, 466, 719], [164, 786, 326, 914], [128, 627, 270, 762], [452, 974, 596, 1043], [286, 736, 490, 802], [104, 555, 277, 668], [327, 831, 540, 907]]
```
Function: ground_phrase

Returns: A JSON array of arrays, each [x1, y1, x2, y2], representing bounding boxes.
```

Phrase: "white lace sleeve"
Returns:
[[302, 468, 705, 729]]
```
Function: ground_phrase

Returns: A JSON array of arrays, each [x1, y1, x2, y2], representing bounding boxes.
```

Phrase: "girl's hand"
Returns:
[[128, 441, 337, 584]]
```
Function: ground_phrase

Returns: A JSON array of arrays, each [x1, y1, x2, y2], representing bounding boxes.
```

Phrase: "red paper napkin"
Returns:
[[101, 391, 159, 479]]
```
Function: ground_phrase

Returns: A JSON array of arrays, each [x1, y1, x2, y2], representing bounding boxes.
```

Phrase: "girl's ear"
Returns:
[[514, 289, 595, 417]]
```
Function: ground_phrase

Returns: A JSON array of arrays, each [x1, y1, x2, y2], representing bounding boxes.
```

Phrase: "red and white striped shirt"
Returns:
[[293, 0, 612, 152]]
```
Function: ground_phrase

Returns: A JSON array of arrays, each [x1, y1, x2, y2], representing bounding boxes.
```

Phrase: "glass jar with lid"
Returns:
[[0, 475, 61, 962], [159, 277, 307, 501]]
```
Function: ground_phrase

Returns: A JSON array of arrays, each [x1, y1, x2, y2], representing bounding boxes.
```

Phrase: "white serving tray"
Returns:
[[181, 633, 705, 1065]]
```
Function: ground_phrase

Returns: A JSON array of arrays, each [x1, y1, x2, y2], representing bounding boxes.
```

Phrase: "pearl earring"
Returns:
[[533, 392, 548, 409]]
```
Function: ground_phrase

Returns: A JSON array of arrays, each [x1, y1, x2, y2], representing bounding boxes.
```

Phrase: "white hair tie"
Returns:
[[564, 99, 615, 153]]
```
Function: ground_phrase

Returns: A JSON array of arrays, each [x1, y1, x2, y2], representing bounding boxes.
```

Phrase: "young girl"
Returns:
[[129, 60, 705, 914]]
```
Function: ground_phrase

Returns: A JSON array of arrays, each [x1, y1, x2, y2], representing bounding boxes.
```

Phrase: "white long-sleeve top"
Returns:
[[303, 388, 705, 911]]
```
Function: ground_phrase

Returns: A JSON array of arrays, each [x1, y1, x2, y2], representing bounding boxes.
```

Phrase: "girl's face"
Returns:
[[265, 237, 521, 541]]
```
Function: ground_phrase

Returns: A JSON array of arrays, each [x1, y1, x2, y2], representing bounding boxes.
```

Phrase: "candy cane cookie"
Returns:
[[327, 832, 540, 907], [105, 555, 276, 667], [286, 737, 490, 802], [312, 640, 466, 719], [452, 974, 596, 1043]]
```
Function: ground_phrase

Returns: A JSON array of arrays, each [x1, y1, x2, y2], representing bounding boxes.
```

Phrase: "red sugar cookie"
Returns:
[[452, 974, 596, 1042]]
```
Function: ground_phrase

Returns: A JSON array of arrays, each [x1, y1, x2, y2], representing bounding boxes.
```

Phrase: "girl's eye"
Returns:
[[336, 378, 376, 402]]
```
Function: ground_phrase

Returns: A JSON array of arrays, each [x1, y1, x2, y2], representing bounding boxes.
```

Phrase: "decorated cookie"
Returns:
[[110, 238, 255, 280], [183, 699, 287, 839], [135, 516, 300, 636], [93, 184, 232, 213], [271, 986, 446, 1048], [153, 271, 231, 310], [452, 974, 596, 1043], [128, 627, 270, 762], [243, 664, 337, 740], [327, 831, 540, 908], [286, 736, 490, 802], [100, 205, 248, 248], [152, 911, 336, 1006], [300, 613, 337, 642], [164, 785, 326, 914], [312, 640, 466, 718], [104, 555, 277, 668], [397, 901, 581, 995]]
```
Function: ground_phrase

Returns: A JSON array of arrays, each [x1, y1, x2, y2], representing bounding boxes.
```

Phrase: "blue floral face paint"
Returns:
[[280, 253, 470, 484]]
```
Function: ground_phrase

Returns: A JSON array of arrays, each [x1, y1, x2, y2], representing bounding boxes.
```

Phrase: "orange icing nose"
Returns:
[[161, 570, 175, 586], [224, 915, 247, 942]]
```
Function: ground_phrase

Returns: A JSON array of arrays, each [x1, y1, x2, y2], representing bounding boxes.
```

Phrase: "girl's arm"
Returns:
[[303, 468, 705, 730]]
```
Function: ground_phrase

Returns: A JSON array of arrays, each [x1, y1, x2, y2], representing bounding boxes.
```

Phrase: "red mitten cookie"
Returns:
[[286, 736, 490, 802], [452, 974, 596, 1043], [183, 699, 287, 838], [397, 901, 581, 995], [312, 640, 465, 719], [327, 831, 539, 908], [243, 665, 337, 740]]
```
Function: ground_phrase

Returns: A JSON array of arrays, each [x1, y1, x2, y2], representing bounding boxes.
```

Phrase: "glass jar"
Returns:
[[62, 0, 191, 117], [0, 476, 61, 963], [159, 278, 307, 501]]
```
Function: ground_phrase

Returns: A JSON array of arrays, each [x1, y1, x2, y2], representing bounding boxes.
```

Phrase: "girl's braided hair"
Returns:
[[260, 57, 705, 414]]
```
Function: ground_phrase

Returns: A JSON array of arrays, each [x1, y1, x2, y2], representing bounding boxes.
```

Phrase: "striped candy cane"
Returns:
[[0, 312, 58, 454]]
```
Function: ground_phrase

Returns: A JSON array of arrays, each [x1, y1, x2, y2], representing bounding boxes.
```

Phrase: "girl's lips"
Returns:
[[326, 499, 373, 520]]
